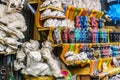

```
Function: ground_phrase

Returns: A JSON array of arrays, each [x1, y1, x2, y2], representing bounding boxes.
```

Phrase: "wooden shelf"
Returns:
[[37, 26, 120, 31], [33, 0, 120, 79], [40, 16, 66, 21], [24, 76, 55, 80], [39, 6, 64, 12], [51, 42, 120, 48], [61, 53, 120, 66], [0, 51, 16, 55], [68, 57, 120, 79], [38, 27, 50, 31], [28, 0, 38, 4], [92, 67, 120, 79]]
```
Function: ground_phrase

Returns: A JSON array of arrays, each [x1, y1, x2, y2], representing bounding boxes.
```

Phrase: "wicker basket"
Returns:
[[24, 76, 55, 80]]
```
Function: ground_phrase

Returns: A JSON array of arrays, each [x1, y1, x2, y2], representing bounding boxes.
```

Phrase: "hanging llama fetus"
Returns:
[[1, 0, 25, 13]]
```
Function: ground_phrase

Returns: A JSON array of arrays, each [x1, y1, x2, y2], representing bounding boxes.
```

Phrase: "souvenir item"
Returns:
[[96, 11, 104, 19], [0, 4, 27, 39], [112, 46, 120, 51], [66, 6, 71, 18], [68, 29, 75, 43], [40, 0, 63, 10], [113, 57, 120, 67], [69, 7, 76, 21], [41, 9, 65, 19], [15, 40, 65, 78], [81, 29, 86, 43], [1, 0, 25, 13], [89, 10, 99, 17], [102, 46, 110, 58], [74, 8, 80, 19], [0, 1, 27, 53], [53, 28, 61, 44], [65, 45, 88, 62], [80, 16, 84, 28], [98, 59, 103, 72], [99, 18, 105, 29], [77, 8, 84, 16], [90, 17, 99, 29], [61, 69, 72, 80], [40, 40, 63, 78], [74, 44, 80, 54], [93, 45, 101, 58], [83, 16, 89, 28], [76, 16, 81, 28], [109, 31, 120, 42], [43, 19, 74, 28], [90, 60, 95, 75], [109, 31, 114, 42], [61, 0, 101, 11], [80, 16, 88, 28], [107, 0, 120, 24], [107, 57, 113, 68], [62, 28, 69, 43], [40, 0, 50, 8], [99, 30, 105, 43], [75, 28, 81, 43], [92, 59, 99, 75], [86, 29, 92, 43], [104, 31, 108, 43], [86, 48, 94, 60], [78, 51, 88, 61], [81, 9, 88, 16], [63, 5, 67, 14], [103, 62, 108, 71], [92, 28, 99, 43], [65, 51, 78, 61]]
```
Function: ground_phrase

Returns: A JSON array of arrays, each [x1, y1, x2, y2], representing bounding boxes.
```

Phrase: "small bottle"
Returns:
[[62, 28, 69, 43], [69, 29, 75, 43], [53, 28, 61, 44]]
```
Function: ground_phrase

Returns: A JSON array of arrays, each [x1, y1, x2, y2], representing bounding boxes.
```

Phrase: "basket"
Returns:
[[24, 76, 55, 80]]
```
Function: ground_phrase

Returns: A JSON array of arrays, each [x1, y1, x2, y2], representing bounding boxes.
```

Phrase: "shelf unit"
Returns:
[[28, 0, 120, 80]]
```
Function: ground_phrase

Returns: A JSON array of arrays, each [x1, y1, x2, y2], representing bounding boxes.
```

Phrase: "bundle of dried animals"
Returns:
[[14, 40, 64, 78], [0, 0, 27, 53]]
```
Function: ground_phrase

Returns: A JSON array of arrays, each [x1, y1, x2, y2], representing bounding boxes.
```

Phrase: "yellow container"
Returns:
[[24, 76, 55, 80]]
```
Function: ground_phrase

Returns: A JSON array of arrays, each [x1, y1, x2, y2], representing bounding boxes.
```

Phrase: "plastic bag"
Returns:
[[107, 0, 120, 24]]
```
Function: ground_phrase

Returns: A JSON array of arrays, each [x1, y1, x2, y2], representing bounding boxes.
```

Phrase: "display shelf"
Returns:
[[40, 16, 66, 21], [0, 51, 16, 55], [51, 42, 120, 48], [33, 0, 120, 80], [28, 0, 39, 3], [24, 76, 55, 80], [68, 57, 120, 79], [61, 53, 120, 66], [38, 27, 50, 31], [39, 6, 64, 12], [89, 67, 120, 79]]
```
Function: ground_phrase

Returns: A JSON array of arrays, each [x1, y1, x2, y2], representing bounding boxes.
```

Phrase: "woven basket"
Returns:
[[24, 76, 55, 80]]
